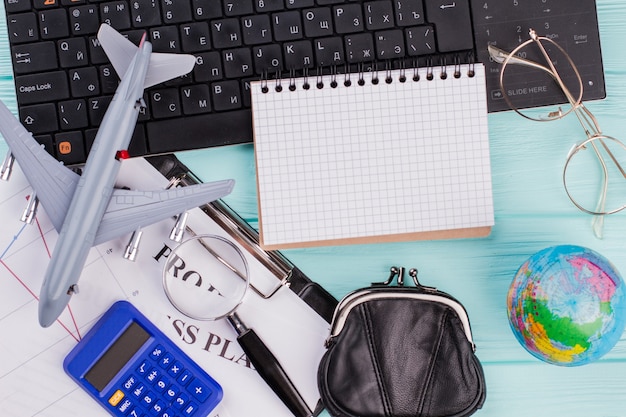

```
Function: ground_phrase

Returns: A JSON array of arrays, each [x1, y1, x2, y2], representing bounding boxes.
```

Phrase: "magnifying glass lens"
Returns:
[[163, 235, 249, 321]]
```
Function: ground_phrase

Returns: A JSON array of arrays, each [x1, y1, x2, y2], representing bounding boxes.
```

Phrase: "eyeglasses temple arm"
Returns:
[[488, 45, 553, 74]]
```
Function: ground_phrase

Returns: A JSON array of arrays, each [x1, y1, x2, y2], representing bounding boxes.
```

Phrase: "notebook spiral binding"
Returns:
[[258, 52, 476, 93]]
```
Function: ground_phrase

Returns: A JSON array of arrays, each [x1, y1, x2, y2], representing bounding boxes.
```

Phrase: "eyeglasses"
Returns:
[[488, 29, 626, 238]]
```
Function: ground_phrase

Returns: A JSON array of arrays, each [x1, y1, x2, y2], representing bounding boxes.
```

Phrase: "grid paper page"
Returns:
[[252, 64, 493, 249]]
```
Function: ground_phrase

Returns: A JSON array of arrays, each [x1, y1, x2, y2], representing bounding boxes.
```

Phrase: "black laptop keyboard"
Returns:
[[3, 0, 605, 165]]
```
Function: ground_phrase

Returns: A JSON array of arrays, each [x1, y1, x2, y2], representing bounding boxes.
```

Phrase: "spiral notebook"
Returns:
[[251, 64, 494, 250]]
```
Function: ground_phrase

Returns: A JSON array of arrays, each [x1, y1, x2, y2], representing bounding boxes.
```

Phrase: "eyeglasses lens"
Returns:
[[500, 37, 582, 121], [564, 136, 626, 215]]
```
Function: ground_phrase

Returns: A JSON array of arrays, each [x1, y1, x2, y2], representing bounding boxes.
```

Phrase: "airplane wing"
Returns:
[[93, 179, 235, 245], [0, 100, 79, 232], [97, 23, 137, 79], [145, 52, 196, 89], [97, 24, 196, 89]]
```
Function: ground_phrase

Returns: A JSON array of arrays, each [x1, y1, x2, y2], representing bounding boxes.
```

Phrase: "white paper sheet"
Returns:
[[0, 158, 329, 416]]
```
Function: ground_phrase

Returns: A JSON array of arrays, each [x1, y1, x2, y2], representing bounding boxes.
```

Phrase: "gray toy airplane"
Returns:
[[0, 24, 234, 328]]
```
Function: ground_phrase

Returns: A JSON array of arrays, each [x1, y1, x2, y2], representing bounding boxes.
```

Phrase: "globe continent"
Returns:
[[507, 245, 626, 366]]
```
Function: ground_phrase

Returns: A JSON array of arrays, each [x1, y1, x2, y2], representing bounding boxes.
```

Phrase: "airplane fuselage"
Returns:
[[38, 41, 153, 327]]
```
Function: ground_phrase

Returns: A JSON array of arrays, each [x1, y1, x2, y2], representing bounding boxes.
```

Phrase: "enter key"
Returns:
[[424, 0, 474, 53]]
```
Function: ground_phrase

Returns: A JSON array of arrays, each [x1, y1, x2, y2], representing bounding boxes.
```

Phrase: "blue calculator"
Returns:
[[64, 301, 223, 417]]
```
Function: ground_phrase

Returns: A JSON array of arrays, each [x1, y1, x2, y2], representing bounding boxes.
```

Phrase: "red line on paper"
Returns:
[[0, 259, 80, 343], [0, 196, 82, 341], [35, 217, 52, 258]]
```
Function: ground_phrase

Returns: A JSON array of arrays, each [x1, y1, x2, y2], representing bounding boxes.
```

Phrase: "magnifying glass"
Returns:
[[163, 235, 313, 417]]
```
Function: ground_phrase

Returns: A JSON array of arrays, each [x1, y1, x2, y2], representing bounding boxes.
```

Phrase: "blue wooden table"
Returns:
[[1, 1, 625, 416]]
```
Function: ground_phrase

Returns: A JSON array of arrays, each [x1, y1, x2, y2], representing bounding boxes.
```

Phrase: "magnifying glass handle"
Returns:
[[228, 315, 314, 417]]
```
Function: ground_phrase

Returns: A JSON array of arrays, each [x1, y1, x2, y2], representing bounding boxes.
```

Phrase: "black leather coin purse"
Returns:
[[318, 267, 486, 417]]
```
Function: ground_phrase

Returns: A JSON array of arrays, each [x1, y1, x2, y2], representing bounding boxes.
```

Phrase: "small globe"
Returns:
[[507, 245, 626, 366]]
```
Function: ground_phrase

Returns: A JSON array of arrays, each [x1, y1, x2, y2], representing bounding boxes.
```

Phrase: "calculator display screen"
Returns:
[[84, 322, 150, 392]]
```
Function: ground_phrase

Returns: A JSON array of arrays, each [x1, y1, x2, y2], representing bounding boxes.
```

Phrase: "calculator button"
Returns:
[[128, 407, 143, 417], [150, 344, 166, 360], [154, 377, 168, 393], [167, 361, 184, 377], [158, 353, 174, 369], [128, 408, 143, 417], [182, 401, 199, 416], [141, 391, 157, 408], [187, 378, 211, 403], [173, 392, 189, 410], [177, 369, 193, 387], [132, 383, 146, 398], [149, 399, 167, 416], [145, 368, 161, 384], [118, 398, 134, 414], [122, 375, 138, 391], [137, 360, 150, 376], [162, 408, 175, 417], [164, 386, 179, 401], [108, 389, 125, 406]]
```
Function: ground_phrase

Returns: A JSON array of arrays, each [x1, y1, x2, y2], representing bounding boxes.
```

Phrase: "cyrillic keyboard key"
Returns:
[[150, 26, 181, 52], [423, 0, 473, 52], [314, 36, 345, 66], [131, 0, 162, 28], [70, 5, 101, 36], [33, 0, 60, 9], [180, 22, 211, 52], [193, 52, 223, 82], [394, 0, 424, 26], [5, 0, 32, 13], [241, 14, 272, 45], [12, 42, 57, 74], [211, 18, 242, 48], [333, 4, 364, 34], [88, 35, 109, 64], [252, 44, 283, 74], [149, 88, 182, 118], [39, 9, 70, 39], [162, 0, 192, 24], [15, 71, 70, 105], [99, 64, 119, 94], [58, 99, 89, 130], [283, 40, 314, 69], [375, 29, 405, 59], [192, 0, 223, 20], [222, 48, 253, 78], [254, 0, 283, 13], [8, 12, 39, 44], [69, 67, 100, 97], [405, 25, 435, 56], [286, 0, 314, 9], [364, 1, 395, 30], [146, 110, 252, 153], [181, 85, 211, 114], [303, 7, 333, 37], [100, 1, 132, 30], [224, 0, 253, 16], [88, 95, 113, 126], [19, 103, 58, 134], [345, 33, 374, 63], [272, 11, 304, 41], [55, 131, 86, 165], [58, 37, 89, 68], [211, 80, 242, 111]]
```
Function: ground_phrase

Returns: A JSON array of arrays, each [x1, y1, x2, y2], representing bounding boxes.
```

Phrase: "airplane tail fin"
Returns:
[[97, 24, 196, 89]]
